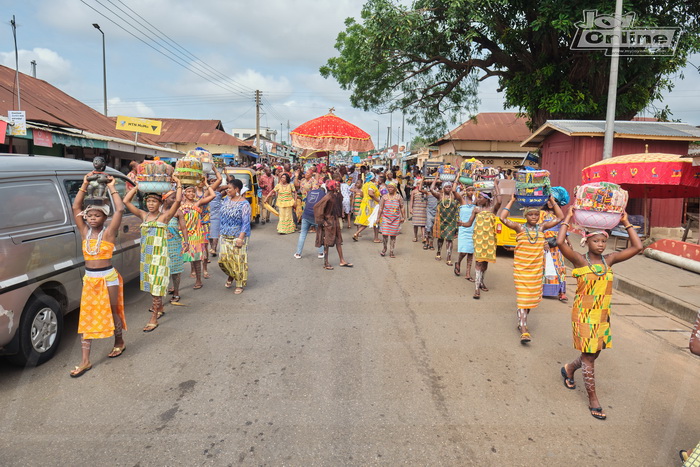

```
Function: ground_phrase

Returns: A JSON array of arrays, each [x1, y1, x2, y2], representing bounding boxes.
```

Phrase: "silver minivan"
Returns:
[[0, 155, 142, 366]]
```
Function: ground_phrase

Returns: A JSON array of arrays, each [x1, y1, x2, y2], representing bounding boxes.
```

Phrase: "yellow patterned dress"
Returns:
[[473, 211, 497, 262], [274, 183, 296, 234], [571, 264, 613, 353], [513, 228, 545, 309]]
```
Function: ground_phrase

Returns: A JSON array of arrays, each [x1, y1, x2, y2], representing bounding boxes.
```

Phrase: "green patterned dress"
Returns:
[[140, 220, 170, 297]]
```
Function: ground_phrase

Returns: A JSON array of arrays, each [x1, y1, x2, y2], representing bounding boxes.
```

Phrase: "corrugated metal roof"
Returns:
[[435, 112, 534, 144], [0, 65, 159, 145], [523, 120, 700, 146], [151, 118, 246, 147]]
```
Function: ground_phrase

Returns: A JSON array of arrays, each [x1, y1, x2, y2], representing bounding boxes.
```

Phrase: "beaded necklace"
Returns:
[[523, 223, 539, 244], [585, 252, 608, 277], [84, 226, 106, 256], [440, 192, 454, 209]]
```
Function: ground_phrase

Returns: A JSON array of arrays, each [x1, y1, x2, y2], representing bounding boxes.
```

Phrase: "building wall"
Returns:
[[541, 133, 688, 228]]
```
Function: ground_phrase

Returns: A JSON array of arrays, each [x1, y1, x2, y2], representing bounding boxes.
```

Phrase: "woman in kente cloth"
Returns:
[[556, 209, 642, 421], [196, 169, 222, 279], [163, 190, 189, 305], [352, 172, 381, 243], [218, 179, 251, 295], [409, 179, 428, 244], [461, 191, 498, 299], [264, 173, 296, 234], [454, 184, 476, 280], [181, 182, 216, 290], [540, 202, 569, 302], [314, 180, 353, 270], [124, 176, 183, 332], [499, 194, 564, 344], [70, 174, 126, 377], [429, 177, 460, 266], [377, 181, 405, 258]]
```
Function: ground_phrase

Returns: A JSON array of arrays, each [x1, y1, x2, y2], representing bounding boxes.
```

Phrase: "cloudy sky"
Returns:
[[3, 0, 699, 148]]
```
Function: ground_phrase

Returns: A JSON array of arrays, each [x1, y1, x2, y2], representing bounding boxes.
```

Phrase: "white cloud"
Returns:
[[105, 97, 155, 118], [0, 48, 73, 86]]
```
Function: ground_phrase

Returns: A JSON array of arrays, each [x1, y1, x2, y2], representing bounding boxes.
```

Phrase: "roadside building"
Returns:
[[148, 118, 246, 158], [522, 120, 700, 236], [433, 112, 538, 168], [0, 65, 179, 169]]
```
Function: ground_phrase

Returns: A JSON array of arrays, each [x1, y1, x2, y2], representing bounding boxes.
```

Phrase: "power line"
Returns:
[[80, 0, 251, 99]]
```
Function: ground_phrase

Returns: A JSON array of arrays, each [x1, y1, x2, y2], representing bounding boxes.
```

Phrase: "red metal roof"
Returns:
[[0, 65, 159, 145], [436, 112, 533, 144], [151, 118, 246, 147]]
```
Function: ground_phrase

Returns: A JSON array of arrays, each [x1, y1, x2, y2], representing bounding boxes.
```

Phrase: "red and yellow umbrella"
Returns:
[[291, 112, 374, 152], [581, 153, 700, 198]]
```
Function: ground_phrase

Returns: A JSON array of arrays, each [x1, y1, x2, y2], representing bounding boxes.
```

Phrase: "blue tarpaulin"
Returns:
[[240, 149, 258, 159]]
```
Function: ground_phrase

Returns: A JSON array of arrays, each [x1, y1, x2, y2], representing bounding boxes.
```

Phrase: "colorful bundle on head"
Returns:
[[438, 164, 457, 182], [573, 182, 628, 213], [136, 160, 172, 194], [186, 147, 214, 174], [473, 180, 495, 191], [175, 156, 204, 186], [515, 169, 551, 207]]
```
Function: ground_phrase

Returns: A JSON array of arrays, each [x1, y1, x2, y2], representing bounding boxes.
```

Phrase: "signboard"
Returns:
[[115, 115, 162, 135], [33, 129, 53, 147], [8, 111, 26, 136], [352, 156, 361, 163]]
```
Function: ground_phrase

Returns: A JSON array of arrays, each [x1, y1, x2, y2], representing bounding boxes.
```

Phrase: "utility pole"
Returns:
[[389, 112, 393, 147], [602, 0, 623, 159], [30, 60, 36, 78], [255, 90, 261, 151], [11, 15, 21, 110], [401, 112, 405, 143]]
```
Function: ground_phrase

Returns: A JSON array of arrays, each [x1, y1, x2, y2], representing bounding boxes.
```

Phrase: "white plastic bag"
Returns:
[[544, 251, 557, 279]]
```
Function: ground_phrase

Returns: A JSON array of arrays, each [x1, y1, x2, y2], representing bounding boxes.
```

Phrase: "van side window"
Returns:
[[113, 177, 142, 210], [0, 181, 67, 231]]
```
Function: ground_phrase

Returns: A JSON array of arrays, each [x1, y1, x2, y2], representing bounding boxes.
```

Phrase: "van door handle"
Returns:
[[123, 225, 129, 233]]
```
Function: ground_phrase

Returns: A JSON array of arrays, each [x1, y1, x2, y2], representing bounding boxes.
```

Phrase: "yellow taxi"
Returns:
[[222, 167, 261, 224]]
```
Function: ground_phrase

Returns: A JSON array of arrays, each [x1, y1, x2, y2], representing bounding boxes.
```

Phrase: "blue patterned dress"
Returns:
[[218, 197, 252, 286]]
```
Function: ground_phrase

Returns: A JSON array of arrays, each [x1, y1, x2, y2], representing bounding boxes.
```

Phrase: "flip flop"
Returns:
[[454, 265, 460, 276], [143, 323, 159, 333], [422, 244, 429, 250], [446, 260, 453, 266], [234, 287, 244, 295], [520, 332, 531, 344], [473, 292, 480, 300], [352, 235, 359, 242], [193, 284, 203, 290], [680, 450, 689, 462], [169, 296, 181, 304], [108, 346, 126, 358], [324, 265, 334, 270], [560, 366, 576, 389], [340, 263, 353, 267], [157, 310, 165, 319], [70, 364, 92, 378], [589, 407, 607, 420], [466, 277, 475, 282], [380, 251, 386, 257], [225, 279, 234, 288]]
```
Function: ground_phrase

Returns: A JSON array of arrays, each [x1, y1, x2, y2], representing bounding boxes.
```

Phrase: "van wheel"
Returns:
[[254, 215, 260, 225], [7, 295, 63, 367]]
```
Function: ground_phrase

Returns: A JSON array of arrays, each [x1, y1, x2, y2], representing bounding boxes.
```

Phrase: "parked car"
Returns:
[[0, 155, 142, 366]]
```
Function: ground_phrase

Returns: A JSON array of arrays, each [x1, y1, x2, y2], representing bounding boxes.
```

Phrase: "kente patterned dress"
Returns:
[[411, 191, 427, 227], [457, 203, 476, 253], [198, 191, 211, 242], [79, 239, 127, 340], [355, 182, 379, 227], [353, 188, 362, 217], [473, 211, 497, 263], [180, 203, 204, 262], [513, 228, 545, 309], [540, 210, 567, 297], [379, 195, 402, 236], [571, 264, 613, 353], [274, 183, 296, 234], [218, 197, 252, 286], [434, 198, 459, 241], [167, 217, 184, 275], [140, 220, 170, 297]]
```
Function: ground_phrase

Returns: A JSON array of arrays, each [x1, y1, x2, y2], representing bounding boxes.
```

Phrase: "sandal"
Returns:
[[170, 295, 181, 304], [422, 244, 429, 250], [108, 346, 125, 358], [389, 252, 395, 258], [352, 234, 359, 242], [340, 263, 354, 268], [680, 451, 690, 462], [588, 407, 607, 420], [520, 332, 531, 344], [143, 323, 159, 333], [560, 366, 576, 389], [465, 276, 475, 282], [157, 310, 165, 319], [234, 287, 244, 295], [380, 250, 386, 257], [203, 271, 210, 279], [480, 284, 489, 292], [435, 254, 441, 261], [473, 291, 480, 300], [446, 260, 453, 266], [225, 278, 234, 288], [559, 294, 569, 303], [324, 265, 334, 270], [193, 284, 203, 290], [454, 263, 461, 276], [70, 364, 92, 378]]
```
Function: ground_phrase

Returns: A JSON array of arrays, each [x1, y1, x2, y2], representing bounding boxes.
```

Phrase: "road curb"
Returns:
[[612, 275, 697, 324]]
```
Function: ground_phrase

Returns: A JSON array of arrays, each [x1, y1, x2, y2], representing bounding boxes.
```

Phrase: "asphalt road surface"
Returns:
[[1, 220, 698, 466]]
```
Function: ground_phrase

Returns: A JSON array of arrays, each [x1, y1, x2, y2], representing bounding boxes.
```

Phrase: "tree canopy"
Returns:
[[320, 0, 700, 139]]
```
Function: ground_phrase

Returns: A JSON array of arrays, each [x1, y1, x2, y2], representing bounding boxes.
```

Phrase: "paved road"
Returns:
[[1, 220, 698, 466]]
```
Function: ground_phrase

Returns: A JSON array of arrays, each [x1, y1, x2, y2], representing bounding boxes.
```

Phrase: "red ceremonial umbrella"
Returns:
[[581, 153, 700, 235], [291, 111, 374, 152]]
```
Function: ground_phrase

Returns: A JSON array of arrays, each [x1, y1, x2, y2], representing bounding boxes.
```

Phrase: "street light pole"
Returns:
[[93, 23, 107, 116], [373, 119, 380, 150]]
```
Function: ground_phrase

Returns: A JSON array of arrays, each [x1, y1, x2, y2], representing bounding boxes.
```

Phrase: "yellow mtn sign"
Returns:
[[116, 116, 162, 135]]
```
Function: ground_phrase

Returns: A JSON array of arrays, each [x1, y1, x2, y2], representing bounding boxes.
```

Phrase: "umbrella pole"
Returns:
[[643, 187, 650, 238]]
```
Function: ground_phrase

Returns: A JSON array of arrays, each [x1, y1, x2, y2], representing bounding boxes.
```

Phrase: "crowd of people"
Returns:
[[75, 157, 700, 440]]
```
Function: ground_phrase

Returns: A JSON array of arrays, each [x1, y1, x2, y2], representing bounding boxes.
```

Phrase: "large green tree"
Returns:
[[321, 0, 700, 138]]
